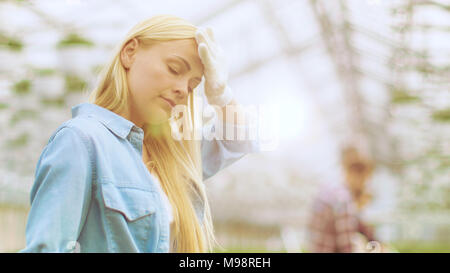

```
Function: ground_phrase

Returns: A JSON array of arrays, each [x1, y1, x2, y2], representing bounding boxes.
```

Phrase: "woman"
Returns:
[[20, 15, 259, 253]]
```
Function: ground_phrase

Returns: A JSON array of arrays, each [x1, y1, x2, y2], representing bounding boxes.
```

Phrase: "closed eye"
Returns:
[[168, 66, 179, 75]]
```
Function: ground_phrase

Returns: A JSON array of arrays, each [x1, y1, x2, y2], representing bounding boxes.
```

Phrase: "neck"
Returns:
[[118, 99, 145, 129]]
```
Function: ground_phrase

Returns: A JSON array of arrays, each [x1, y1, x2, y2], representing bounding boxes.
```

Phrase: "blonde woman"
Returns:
[[20, 15, 259, 253]]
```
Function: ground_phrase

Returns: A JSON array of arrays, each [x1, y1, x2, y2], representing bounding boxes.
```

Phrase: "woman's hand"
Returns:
[[195, 26, 234, 107]]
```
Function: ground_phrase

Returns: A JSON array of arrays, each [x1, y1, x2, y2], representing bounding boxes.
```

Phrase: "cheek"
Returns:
[[126, 59, 173, 124], [128, 59, 170, 101]]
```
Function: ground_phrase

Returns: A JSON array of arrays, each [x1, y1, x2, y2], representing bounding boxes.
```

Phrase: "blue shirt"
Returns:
[[19, 102, 259, 253]]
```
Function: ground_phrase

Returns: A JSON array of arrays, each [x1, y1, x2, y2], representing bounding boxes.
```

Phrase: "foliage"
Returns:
[[34, 68, 57, 77], [9, 109, 39, 126], [392, 241, 450, 253], [0, 103, 9, 110], [5, 133, 29, 148], [64, 74, 87, 93], [57, 33, 94, 49], [214, 246, 286, 253], [12, 79, 31, 95], [390, 87, 421, 104], [0, 33, 23, 51], [40, 97, 66, 108], [431, 108, 450, 123]]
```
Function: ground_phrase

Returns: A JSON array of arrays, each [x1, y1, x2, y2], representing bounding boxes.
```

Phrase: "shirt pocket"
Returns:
[[99, 181, 161, 251], [100, 182, 157, 221]]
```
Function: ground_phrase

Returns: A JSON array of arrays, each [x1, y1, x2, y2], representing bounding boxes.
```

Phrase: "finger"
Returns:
[[195, 28, 207, 45], [198, 43, 214, 68], [206, 26, 216, 43], [203, 27, 218, 52], [196, 27, 217, 54]]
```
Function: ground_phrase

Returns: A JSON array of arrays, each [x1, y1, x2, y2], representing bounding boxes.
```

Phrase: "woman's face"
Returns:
[[344, 160, 373, 196], [121, 38, 204, 127]]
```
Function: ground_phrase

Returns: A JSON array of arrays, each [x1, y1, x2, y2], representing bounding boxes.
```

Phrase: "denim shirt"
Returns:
[[19, 102, 259, 253]]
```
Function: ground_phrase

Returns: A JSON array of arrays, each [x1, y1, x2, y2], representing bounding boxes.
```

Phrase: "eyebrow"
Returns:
[[171, 54, 202, 81]]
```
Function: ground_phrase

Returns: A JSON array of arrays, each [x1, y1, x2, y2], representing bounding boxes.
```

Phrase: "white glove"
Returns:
[[195, 26, 234, 107]]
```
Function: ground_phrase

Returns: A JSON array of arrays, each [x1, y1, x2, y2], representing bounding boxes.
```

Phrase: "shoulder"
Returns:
[[49, 115, 114, 145]]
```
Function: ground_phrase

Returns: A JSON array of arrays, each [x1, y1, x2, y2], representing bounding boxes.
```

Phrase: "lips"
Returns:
[[160, 96, 176, 108]]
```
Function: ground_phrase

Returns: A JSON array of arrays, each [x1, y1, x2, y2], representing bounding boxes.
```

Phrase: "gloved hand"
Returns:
[[195, 26, 234, 107]]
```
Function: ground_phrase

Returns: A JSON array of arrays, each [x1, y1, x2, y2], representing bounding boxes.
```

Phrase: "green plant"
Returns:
[[40, 96, 66, 108], [0, 34, 23, 51], [57, 33, 94, 49], [12, 79, 31, 95], [34, 68, 57, 77], [213, 245, 286, 253], [391, 87, 421, 104], [0, 103, 8, 110], [6, 133, 29, 148], [392, 241, 450, 253], [65, 74, 87, 93], [9, 109, 39, 126], [431, 108, 450, 123]]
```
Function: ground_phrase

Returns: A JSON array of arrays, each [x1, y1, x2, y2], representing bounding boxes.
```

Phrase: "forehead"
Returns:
[[154, 39, 204, 72]]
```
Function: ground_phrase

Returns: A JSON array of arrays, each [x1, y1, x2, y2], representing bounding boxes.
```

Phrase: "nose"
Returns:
[[172, 81, 190, 102]]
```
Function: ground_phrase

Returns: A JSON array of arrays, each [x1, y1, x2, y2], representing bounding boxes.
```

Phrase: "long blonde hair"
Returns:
[[88, 15, 218, 252]]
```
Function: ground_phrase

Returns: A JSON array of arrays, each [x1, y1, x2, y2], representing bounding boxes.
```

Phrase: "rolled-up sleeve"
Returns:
[[201, 118, 260, 181], [19, 126, 93, 253]]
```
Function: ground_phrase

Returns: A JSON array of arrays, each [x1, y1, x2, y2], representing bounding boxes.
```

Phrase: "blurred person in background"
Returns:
[[306, 144, 382, 253], [20, 15, 258, 253]]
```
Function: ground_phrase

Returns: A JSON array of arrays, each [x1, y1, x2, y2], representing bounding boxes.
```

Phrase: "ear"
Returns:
[[121, 38, 139, 70]]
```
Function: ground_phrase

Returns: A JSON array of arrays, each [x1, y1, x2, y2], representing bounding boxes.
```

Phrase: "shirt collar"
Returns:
[[71, 102, 143, 139]]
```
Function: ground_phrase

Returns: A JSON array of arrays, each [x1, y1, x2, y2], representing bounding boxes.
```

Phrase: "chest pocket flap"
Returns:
[[101, 182, 157, 221]]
